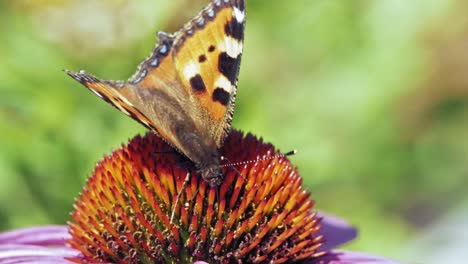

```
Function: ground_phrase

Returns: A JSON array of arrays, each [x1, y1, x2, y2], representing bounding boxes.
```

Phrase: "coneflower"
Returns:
[[0, 131, 401, 264]]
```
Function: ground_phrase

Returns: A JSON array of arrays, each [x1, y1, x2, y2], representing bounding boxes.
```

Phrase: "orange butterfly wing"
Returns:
[[65, 0, 246, 171], [172, 0, 245, 148]]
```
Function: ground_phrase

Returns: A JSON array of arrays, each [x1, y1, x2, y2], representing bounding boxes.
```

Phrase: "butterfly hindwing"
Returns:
[[172, 0, 245, 148]]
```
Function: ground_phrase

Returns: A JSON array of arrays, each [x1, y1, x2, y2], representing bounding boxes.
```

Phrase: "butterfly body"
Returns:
[[66, 0, 246, 187]]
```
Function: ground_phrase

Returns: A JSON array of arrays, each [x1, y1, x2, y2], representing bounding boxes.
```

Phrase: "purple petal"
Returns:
[[0, 226, 70, 246], [0, 256, 75, 264], [0, 244, 79, 263], [313, 250, 403, 264], [317, 212, 358, 250]]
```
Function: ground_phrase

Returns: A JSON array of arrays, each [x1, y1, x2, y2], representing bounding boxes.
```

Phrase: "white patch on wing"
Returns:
[[218, 36, 243, 58], [214, 76, 233, 93], [90, 89, 104, 99], [233, 7, 245, 23], [183, 61, 200, 79]]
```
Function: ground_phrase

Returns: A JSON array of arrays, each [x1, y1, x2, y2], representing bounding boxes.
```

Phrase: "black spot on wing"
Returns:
[[208, 45, 216, 52], [218, 52, 240, 84], [190, 74, 207, 92], [224, 18, 244, 41], [199, 54, 207, 63], [212, 88, 230, 106]]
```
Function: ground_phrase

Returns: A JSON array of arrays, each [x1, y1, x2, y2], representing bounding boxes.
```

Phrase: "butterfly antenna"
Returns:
[[170, 172, 190, 225], [219, 155, 247, 182], [220, 149, 297, 168], [219, 150, 297, 182]]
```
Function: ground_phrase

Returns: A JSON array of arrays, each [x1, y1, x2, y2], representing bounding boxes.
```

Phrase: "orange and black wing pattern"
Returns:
[[172, 0, 246, 147], [65, 0, 246, 155]]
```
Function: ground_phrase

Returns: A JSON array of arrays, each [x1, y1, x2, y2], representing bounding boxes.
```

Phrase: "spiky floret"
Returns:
[[68, 130, 325, 263]]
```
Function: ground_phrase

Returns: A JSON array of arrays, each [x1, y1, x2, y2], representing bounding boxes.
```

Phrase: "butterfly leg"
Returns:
[[170, 172, 191, 225]]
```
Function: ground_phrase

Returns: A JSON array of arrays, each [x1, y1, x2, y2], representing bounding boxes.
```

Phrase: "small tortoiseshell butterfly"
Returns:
[[65, 0, 246, 187]]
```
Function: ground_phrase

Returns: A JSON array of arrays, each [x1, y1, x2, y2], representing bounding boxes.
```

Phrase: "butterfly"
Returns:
[[65, 0, 246, 187]]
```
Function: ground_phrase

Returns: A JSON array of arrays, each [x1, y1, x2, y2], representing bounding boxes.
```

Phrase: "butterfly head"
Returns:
[[198, 161, 224, 187]]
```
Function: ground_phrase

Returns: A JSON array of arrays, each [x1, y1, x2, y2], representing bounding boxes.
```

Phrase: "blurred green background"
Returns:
[[1, 0, 468, 263]]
